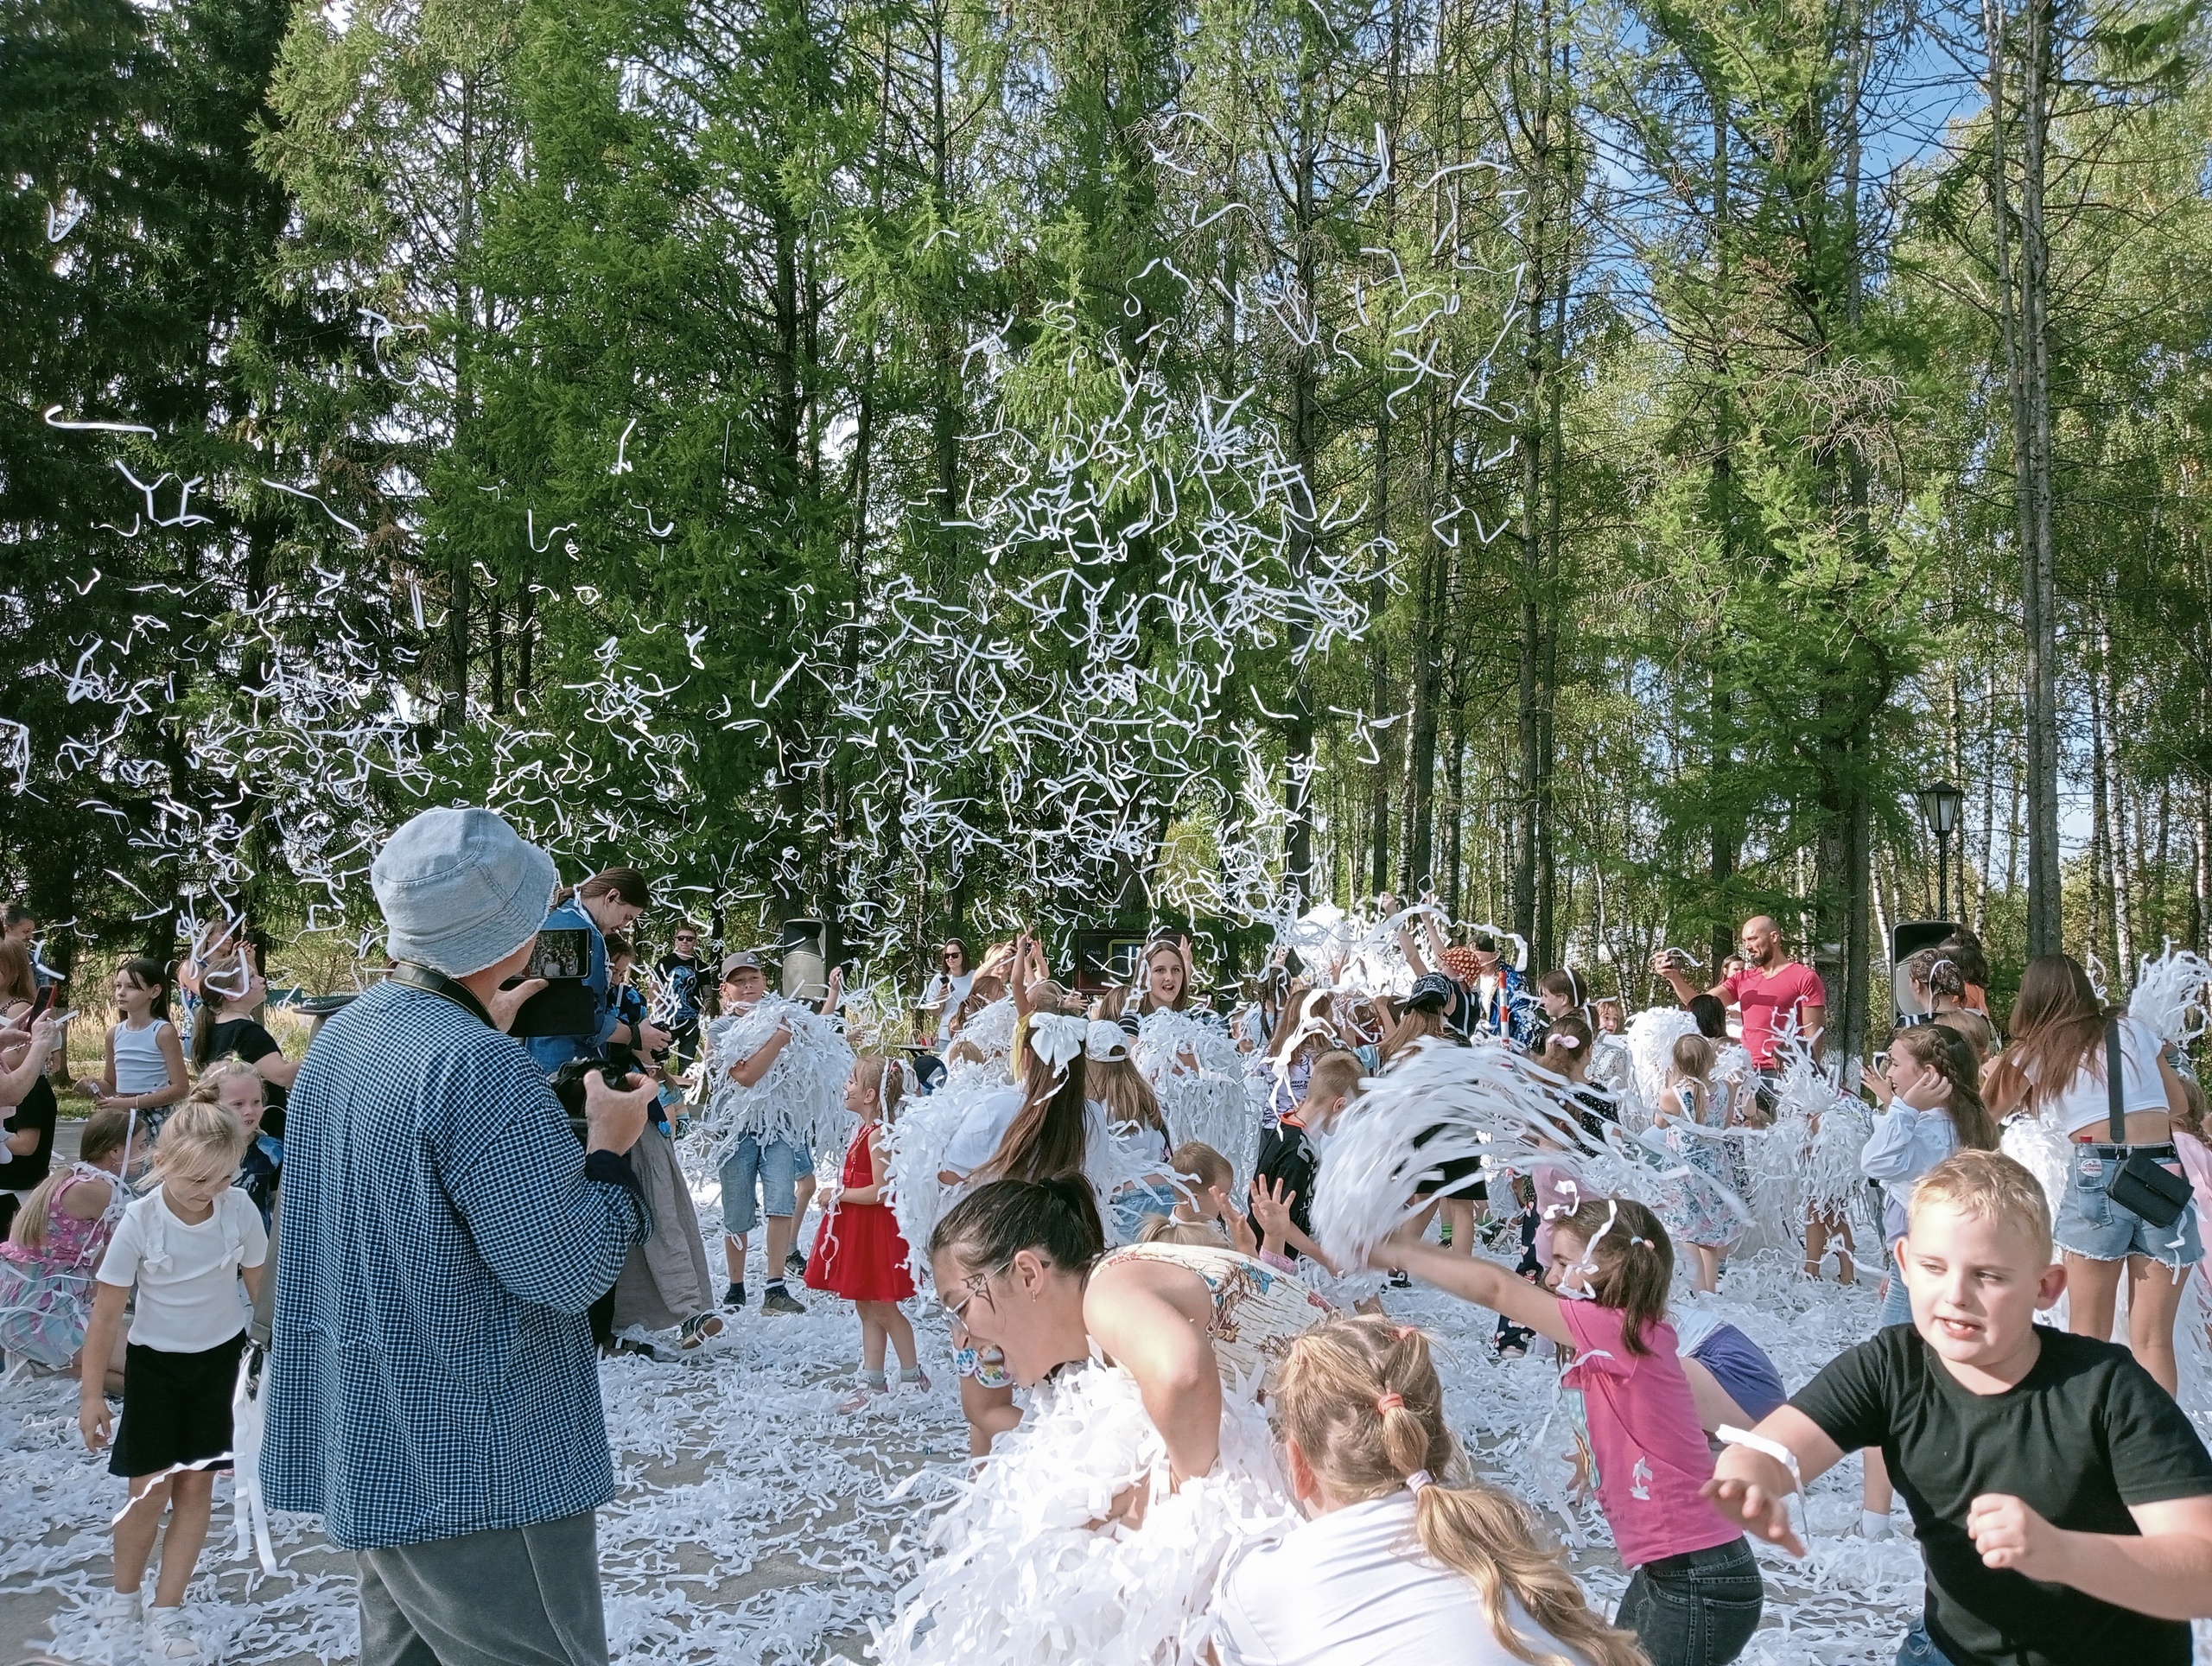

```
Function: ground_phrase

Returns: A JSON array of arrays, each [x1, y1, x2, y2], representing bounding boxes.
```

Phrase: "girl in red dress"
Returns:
[[806, 1055, 927, 1410]]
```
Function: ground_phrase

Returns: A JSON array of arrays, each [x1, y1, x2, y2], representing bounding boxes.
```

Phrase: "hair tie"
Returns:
[[1628, 1236, 1652, 1249], [1404, 1469, 1433, 1493], [1551, 1033, 1582, 1051], [1376, 1392, 1405, 1414]]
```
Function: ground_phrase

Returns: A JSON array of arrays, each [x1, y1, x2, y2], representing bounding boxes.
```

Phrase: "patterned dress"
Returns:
[[0, 1165, 124, 1367], [1653, 1084, 1748, 1250], [1096, 1242, 1333, 1396]]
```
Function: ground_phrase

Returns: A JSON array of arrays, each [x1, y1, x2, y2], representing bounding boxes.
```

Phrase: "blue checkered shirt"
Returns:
[[262, 980, 645, 1548]]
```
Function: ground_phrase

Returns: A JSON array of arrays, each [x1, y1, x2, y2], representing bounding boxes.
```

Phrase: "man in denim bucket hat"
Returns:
[[264, 807, 660, 1666]]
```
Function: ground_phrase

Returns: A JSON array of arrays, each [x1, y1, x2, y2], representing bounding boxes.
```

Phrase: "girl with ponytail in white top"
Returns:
[[78, 958, 188, 1136], [1217, 1313, 1637, 1666]]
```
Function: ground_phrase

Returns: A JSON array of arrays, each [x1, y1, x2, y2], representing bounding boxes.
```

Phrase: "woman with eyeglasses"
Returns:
[[875, 1174, 1331, 1664]]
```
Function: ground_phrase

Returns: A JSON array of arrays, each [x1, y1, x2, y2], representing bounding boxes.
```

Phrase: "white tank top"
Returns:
[[113, 1018, 173, 1095]]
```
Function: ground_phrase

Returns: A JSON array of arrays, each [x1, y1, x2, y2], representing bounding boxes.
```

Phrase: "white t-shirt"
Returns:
[[924, 971, 976, 1040], [941, 1088, 1027, 1178], [1217, 1493, 1589, 1666], [97, 1186, 267, 1353], [2036, 1014, 2170, 1136]]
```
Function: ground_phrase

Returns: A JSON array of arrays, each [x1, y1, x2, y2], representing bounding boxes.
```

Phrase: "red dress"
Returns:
[[804, 1122, 916, 1302]]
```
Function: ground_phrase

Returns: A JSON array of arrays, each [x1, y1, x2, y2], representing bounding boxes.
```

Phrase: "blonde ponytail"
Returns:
[[1276, 1315, 1643, 1666]]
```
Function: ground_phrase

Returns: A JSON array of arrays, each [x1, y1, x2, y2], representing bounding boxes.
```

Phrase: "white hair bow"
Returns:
[[1029, 1012, 1089, 1072], [1084, 1020, 1128, 1062]]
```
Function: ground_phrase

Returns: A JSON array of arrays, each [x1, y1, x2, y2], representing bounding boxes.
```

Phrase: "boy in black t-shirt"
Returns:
[[1704, 1149, 2212, 1666], [1249, 1048, 1364, 1270]]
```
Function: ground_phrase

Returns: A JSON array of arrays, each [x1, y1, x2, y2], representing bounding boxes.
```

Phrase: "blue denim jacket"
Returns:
[[521, 898, 620, 1074]]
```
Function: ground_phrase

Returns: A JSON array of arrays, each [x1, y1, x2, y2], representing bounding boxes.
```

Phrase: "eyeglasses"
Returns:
[[676, 935, 697, 944]]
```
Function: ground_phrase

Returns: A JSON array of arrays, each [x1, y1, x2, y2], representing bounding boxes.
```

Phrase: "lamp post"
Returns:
[[1917, 781, 1965, 921]]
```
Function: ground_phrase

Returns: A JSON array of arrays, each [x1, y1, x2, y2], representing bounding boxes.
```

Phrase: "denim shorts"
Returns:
[[717, 1135, 814, 1236], [1896, 1618, 1958, 1666], [2052, 1142, 2204, 1269]]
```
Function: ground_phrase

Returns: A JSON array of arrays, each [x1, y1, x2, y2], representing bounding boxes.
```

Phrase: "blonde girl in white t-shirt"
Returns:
[[78, 1099, 266, 1663], [1217, 1313, 1638, 1666]]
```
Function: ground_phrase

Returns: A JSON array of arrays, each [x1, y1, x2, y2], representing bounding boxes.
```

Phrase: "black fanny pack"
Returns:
[[2101, 1019, 2191, 1230]]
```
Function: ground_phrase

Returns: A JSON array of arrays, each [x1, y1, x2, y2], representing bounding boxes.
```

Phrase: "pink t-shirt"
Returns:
[[1720, 961, 1826, 1068], [1559, 1300, 1743, 1568]]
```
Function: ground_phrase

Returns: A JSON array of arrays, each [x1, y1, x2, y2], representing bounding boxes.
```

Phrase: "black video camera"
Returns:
[[549, 1059, 638, 1147]]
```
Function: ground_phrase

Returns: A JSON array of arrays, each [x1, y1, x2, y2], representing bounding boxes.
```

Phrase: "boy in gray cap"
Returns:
[[263, 806, 661, 1666]]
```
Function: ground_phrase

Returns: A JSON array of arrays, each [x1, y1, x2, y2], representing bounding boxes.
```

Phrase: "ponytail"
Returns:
[[931, 1175, 1106, 1274], [983, 1044, 1089, 1183], [1555, 1198, 1672, 1356], [1276, 1317, 1643, 1666]]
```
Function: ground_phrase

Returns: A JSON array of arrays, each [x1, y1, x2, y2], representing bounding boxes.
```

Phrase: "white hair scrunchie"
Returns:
[[1029, 1012, 1089, 1073], [1084, 1019, 1128, 1062], [1404, 1469, 1433, 1493]]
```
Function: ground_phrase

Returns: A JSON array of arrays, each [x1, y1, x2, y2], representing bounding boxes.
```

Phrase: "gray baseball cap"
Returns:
[[719, 951, 764, 980], [371, 807, 557, 977]]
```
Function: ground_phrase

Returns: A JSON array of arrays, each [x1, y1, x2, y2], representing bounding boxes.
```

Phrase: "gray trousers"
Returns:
[[358, 1511, 608, 1666], [610, 1121, 714, 1332]]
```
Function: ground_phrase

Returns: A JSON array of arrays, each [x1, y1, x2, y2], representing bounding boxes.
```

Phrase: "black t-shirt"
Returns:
[[655, 953, 702, 1033], [1254, 1122, 1319, 1247], [1791, 1324, 2212, 1666], [0, 1072, 58, 1191], [201, 1016, 288, 1134]]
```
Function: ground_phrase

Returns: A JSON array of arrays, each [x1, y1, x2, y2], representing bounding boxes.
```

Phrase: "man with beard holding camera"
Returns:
[[264, 807, 659, 1666]]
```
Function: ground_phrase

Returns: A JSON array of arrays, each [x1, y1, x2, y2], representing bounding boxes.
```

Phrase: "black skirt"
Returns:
[[1410, 1122, 1487, 1200], [109, 1331, 245, 1478]]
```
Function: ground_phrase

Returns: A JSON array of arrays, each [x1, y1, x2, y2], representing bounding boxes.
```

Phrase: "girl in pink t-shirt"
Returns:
[[1382, 1195, 1764, 1666]]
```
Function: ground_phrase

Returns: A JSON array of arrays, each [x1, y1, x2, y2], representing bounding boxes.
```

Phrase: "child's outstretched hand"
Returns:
[[1967, 1493, 2066, 1580], [1700, 1473, 1804, 1557], [1204, 1186, 1257, 1254], [1249, 1175, 1298, 1243], [79, 1392, 112, 1454]]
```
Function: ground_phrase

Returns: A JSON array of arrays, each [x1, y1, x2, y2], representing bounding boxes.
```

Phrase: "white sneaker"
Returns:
[[92, 1588, 142, 1629], [144, 1606, 209, 1663]]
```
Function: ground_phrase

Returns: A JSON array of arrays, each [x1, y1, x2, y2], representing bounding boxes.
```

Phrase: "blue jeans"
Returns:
[[1878, 1256, 1915, 1328], [1897, 1618, 1958, 1666], [2053, 1142, 2204, 1269], [717, 1135, 812, 1237], [1616, 1537, 1763, 1666]]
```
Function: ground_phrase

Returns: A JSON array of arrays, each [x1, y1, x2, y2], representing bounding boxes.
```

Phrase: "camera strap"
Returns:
[[388, 962, 494, 1030]]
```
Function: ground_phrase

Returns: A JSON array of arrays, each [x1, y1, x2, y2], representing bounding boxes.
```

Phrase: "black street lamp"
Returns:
[[1917, 781, 1965, 920]]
